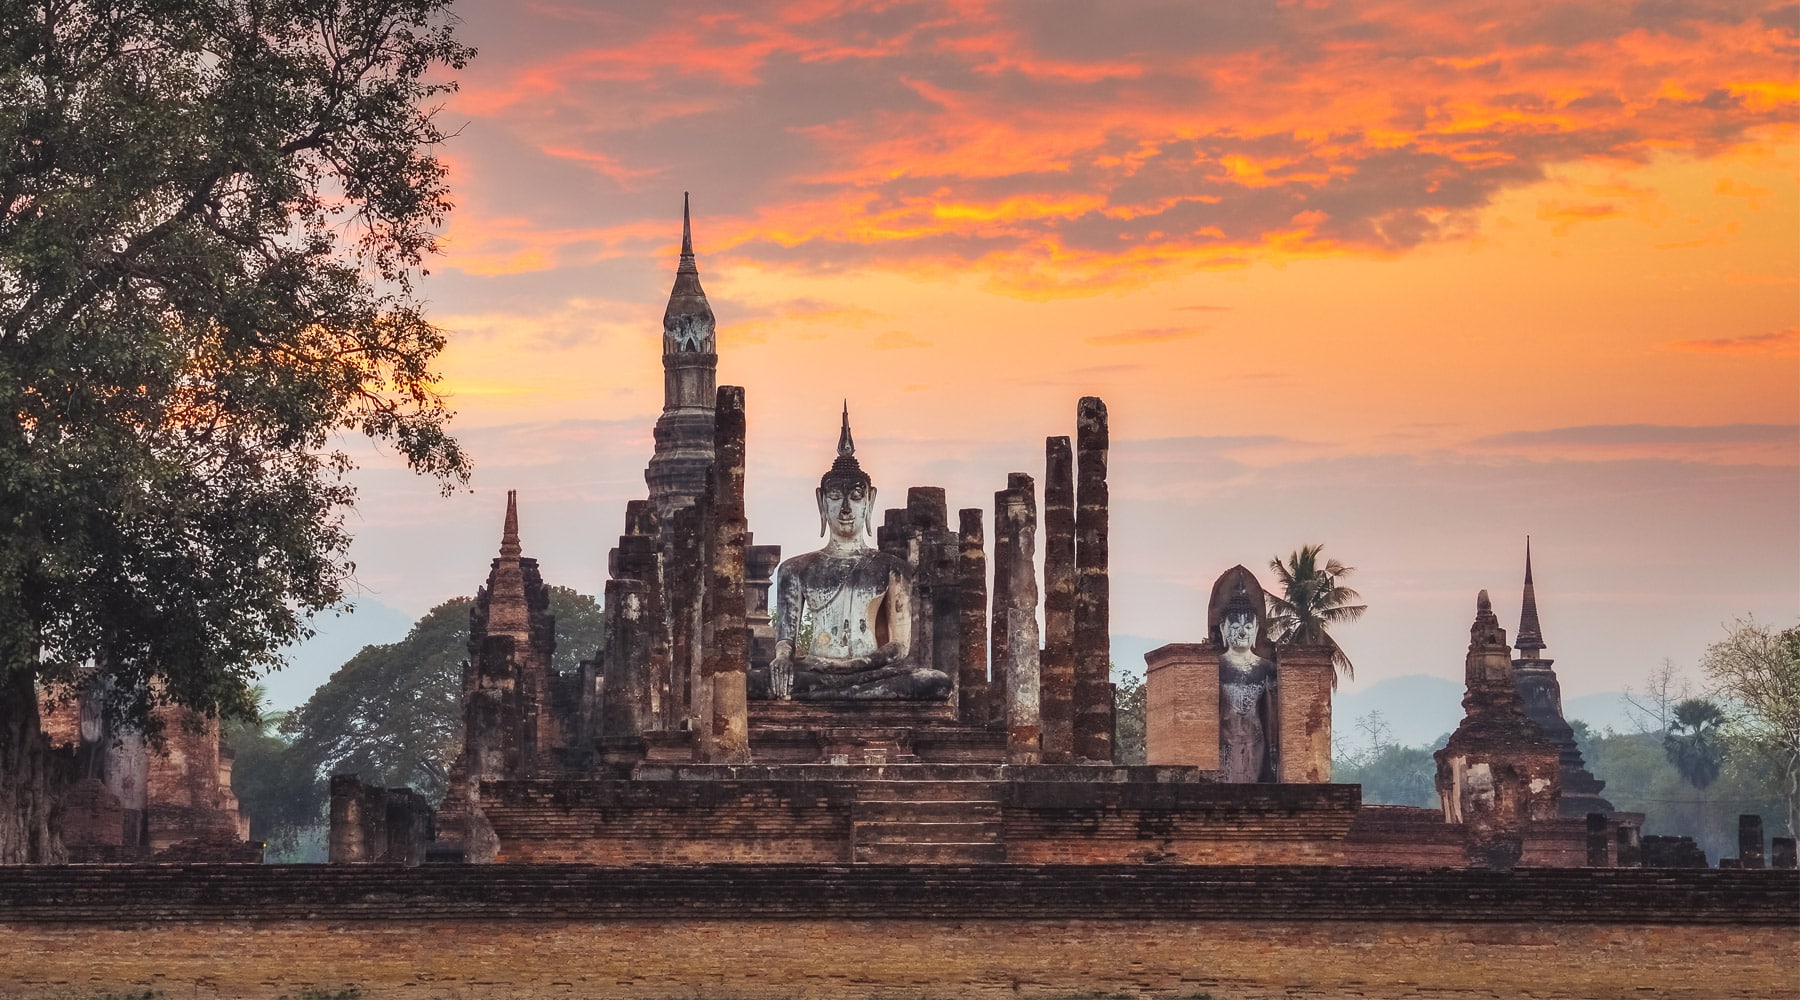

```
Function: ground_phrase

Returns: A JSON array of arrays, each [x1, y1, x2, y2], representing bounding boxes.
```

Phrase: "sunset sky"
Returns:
[[271, 1, 1798, 719]]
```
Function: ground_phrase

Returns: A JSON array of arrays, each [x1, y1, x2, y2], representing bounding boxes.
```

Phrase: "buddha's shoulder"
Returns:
[[778, 549, 910, 579]]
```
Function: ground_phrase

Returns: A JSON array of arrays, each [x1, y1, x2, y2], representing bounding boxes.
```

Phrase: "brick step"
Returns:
[[854, 820, 1003, 845], [854, 781, 1003, 802], [853, 842, 1008, 864], [854, 800, 1002, 822]]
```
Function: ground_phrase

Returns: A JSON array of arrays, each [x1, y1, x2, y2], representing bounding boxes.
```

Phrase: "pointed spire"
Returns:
[[1515, 536, 1546, 657], [663, 193, 715, 354], [486, 490, 530, 639], [837, 400, 855, 458], [678, 191, 696, 274], [500, 489, 521, 558]]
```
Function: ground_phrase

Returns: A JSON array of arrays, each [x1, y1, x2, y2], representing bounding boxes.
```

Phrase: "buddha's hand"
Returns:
[[770, 641, 795, 700]]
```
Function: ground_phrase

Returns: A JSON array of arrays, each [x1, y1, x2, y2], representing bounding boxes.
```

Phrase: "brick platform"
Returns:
[[0, 865, 1794, 999]]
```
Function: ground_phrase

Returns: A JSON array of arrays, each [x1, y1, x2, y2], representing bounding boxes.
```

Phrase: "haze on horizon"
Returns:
[[269, 1, 1798, 716]]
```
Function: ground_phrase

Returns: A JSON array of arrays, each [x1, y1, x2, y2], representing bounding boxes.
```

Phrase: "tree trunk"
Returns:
[[0, 666, 64, 864]]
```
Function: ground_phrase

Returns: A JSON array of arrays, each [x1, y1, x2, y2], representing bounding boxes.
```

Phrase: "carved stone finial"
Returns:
[[678, 191, 696, 274], [1515, 537, 1546, 658], [500, 489, 521, 559], [822, 402, 869, 490]]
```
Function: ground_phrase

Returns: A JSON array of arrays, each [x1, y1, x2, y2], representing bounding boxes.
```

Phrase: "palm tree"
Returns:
[[1662, 697, 1726, 789], [1266, 544, 1367, 683]]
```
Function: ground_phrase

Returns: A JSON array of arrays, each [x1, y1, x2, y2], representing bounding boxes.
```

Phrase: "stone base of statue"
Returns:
[[748, 662, 953, 701]]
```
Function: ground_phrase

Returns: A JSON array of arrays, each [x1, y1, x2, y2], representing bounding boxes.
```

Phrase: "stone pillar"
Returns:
[[1586, 813, 1610, 867], [383, 789, 431, 867], [909, 488, 962, 691], [1274, 645, 1334, 782], [1143, 644, 1219, 768], [999, 479, 1041, 764], [1073, 396, 1113, 763], [612, 531, 664, 728], [599, 578, 650, 742], [988, 491, 1013, 732], [1739, 814, 1765, 869], [1616, 825, 1642, 868], [690, 487, 715, 761], [1041, 435, 1076, 763], [745, 540, 780, 632], [702, 385, 751, 763], [327, 774, 371, 864], [745, 540, 783, 673], [957, 508, 989, 726], [668, 504, 703, 730], [1771, 837, 1797, 869]]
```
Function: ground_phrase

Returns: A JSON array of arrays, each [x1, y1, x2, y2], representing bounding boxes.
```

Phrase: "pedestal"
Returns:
[[1144, 643, 1218, 768], [1275, 646, 1334, 783]]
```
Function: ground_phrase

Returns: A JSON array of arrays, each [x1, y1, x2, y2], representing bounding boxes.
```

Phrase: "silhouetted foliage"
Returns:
[[1267, 544, 1365, 681]]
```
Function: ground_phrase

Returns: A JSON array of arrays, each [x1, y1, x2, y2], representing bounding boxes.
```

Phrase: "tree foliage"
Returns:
[[1266, 544, 1365, 680], [1700, 618, 1800, 834], [1332, 711, 1439, 807], [1662, 697, 1725, 790], [1582, 725, 1789, 860], [0, 0, 472, 861], [1113, 669, 1146, 766], [220, 698, 318, 853], [278, 588, 604, 803]]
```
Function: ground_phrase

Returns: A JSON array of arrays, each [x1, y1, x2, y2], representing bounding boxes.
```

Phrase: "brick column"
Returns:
[[1274, 645, 1334, 783], [999, 478, 1041, 763], [599, 577, 650, 741], [957, 508, 989, 726], [1073, 396, 1113, 762], [1041, 435, 1076, 763], [702, 385, 751, 763], [1739, 814, 1765, 869], [1586, 813, 1610, 867], [1143, 643, 1219, 768]]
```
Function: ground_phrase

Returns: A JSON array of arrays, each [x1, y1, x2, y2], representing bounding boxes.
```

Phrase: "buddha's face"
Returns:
[[817, 479, 875, 543], [1220, 611, 1258, 652]]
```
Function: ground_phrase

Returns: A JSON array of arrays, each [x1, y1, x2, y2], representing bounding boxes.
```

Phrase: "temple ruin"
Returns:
[[329, 200, 1771, 873]]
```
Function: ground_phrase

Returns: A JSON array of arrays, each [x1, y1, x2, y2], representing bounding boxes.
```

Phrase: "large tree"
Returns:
[[1266, 544, 1366, 682], [1701, 618, 1800, 834], [0, 0, 473, 862]]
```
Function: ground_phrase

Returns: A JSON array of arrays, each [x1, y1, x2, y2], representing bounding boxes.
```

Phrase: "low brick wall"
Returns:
[[1, 865, 1794, 999]]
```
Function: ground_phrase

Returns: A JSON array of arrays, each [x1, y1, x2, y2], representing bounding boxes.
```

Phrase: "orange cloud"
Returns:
[[438, 1, 1798, 290], [1665, 328, 1800, 356], [1086, 327, 1204, 347]]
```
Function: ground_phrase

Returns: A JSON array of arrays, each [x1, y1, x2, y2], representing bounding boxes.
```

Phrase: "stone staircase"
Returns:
[[852, 779, 1004, 863]]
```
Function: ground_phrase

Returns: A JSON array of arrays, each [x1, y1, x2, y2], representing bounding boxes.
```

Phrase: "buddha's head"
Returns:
[[817, 403, 876, 543], [1219, 582, 1260, 652]]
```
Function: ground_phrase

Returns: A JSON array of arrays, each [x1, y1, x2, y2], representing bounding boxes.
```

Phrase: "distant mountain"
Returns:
[[1560, 691, 1641, 735], [1333, 675, 1464, 749], [1335, 675, 1641, 749]]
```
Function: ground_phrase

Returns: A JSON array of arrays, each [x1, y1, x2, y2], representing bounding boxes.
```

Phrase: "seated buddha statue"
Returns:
[[763, 407, 952, 701]]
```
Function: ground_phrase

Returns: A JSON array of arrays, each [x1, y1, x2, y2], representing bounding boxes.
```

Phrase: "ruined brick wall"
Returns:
[[1000, 782, 1358, 865], [1, 865, 1793, 1000], [482, 780, 857, 863]]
